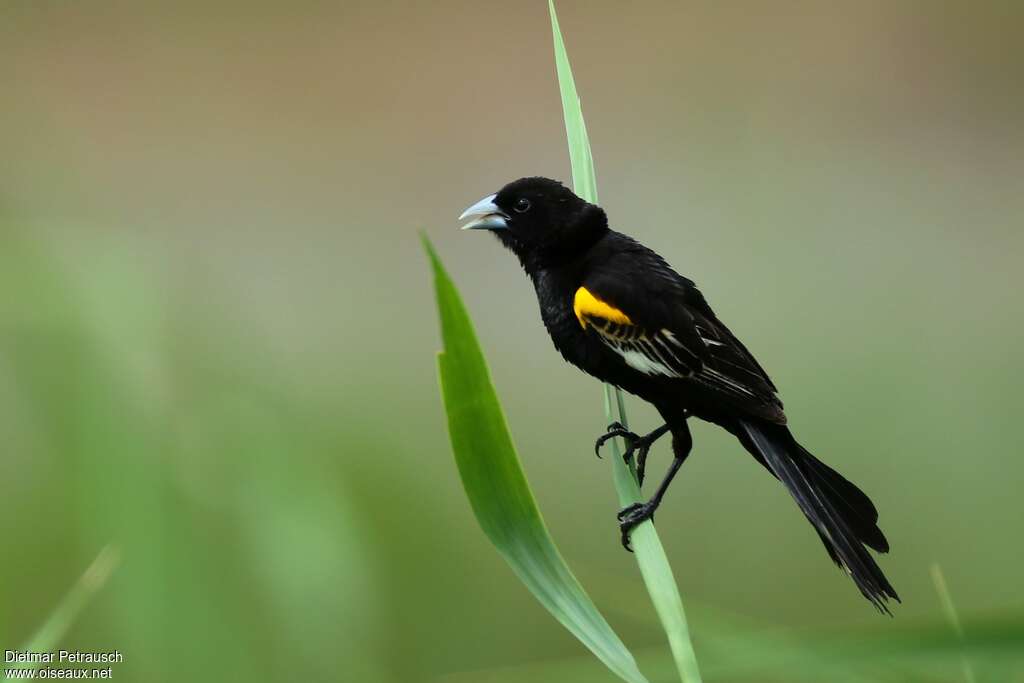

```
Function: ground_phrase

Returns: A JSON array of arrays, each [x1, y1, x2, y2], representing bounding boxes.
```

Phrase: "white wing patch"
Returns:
[[584, 319, 698, 378], [620, 348, 678, 376]]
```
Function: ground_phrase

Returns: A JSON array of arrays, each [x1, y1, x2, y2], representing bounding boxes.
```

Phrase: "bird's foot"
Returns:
[[594, 422, 664, 487], [594, 422, 636, 459], [617, 501, 657, 552]]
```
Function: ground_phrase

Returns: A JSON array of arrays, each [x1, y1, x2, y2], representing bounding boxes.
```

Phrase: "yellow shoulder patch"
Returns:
[[573, 287, 633, 329]]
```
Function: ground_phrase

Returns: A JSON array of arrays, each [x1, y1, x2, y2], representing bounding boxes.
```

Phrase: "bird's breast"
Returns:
[[532, 269, 598, 370]]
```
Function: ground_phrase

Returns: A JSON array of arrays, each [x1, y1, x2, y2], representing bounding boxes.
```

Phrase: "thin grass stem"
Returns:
[[549, 3, 703, 681]]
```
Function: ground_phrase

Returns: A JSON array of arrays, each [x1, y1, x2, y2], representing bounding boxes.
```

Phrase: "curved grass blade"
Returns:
[[5, 545, 119, 675], [549, 3, 703, 682], [424, 235, 648, 683]]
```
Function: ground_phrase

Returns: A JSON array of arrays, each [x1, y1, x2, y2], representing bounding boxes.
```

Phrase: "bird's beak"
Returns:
[[459, 194, 509, 230]]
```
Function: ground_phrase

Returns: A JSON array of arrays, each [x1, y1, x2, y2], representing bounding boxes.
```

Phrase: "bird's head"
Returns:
[[459, 177, 607, 269]]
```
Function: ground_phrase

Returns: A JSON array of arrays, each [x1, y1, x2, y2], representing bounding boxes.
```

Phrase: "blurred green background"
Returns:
[[1, 1, 1021, 681]]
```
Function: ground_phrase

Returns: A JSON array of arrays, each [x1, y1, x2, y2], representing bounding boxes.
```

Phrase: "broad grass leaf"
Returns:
[[425, 236, 648, 683]]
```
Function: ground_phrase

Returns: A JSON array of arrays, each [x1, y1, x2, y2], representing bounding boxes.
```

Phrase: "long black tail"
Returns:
[[737, 419, 900, 613]]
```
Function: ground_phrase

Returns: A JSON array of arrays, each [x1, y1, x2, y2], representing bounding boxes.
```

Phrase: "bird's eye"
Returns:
[[513, 198, 531, 213]]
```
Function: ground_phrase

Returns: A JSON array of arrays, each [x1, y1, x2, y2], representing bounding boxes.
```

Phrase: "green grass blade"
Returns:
[[930, 564, 978, 683], [5, 545, 119, 673], [549, 1, 598, 204], [424, 235, 648, 683], [549, 3, 703, 682], [434, 613, 1024, 683]]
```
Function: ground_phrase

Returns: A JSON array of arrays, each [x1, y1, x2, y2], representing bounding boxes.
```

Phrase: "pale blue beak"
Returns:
[[459, 194, 509, 230]]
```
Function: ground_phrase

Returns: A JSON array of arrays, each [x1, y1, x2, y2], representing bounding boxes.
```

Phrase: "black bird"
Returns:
[[459, 176, 898, 612]]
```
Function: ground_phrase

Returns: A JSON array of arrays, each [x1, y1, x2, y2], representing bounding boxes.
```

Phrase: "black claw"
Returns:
[[616, 502, 644, 520], [594, 422, 671, 488], [617, 502, 657, 552], [594, 422, 638, 459]]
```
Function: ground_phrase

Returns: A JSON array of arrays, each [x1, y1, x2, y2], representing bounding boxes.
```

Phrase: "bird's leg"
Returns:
[[633, 424, 670, 487], [618, 420, 693, 551], [594, 422, 670, 485]]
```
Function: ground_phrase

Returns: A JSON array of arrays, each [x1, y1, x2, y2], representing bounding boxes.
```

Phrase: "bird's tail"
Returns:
[[736, 419, 900, 613]]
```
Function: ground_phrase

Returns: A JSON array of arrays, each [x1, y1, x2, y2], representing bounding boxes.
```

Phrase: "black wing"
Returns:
[[577, 232, 785, 423]]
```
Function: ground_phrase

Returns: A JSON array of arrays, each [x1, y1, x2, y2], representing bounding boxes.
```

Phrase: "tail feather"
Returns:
[[798, 446, 889, 553], [738, 419, 899, 613]]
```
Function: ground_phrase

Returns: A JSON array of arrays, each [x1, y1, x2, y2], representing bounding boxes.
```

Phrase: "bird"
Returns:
[[458, 176, 899, 613]]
